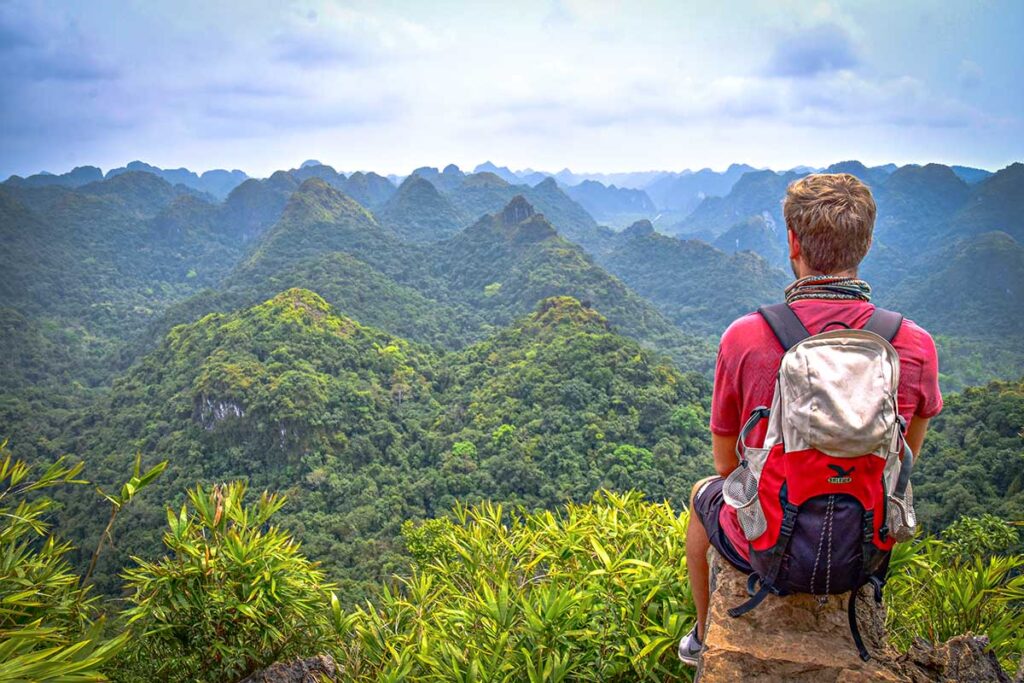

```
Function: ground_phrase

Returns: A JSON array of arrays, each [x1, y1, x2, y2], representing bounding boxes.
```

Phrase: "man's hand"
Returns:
[[712, 433, 740, 477]]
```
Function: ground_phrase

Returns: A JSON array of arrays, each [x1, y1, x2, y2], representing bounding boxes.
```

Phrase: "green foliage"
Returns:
[[0, 441, 127, 680], [940, 514, 1022, 559], [85, 453, 168, 585], [886, 526, 1024, 668], [338, 490, 694, 681], [114, 482, 338, 682], [914, 377, 1024, 530], [66, 292, 713, 600]]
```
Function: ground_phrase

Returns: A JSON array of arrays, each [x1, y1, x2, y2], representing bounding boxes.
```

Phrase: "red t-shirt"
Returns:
[[711, 299, 943, 559]]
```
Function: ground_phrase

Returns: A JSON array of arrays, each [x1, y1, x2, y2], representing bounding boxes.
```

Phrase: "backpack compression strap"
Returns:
[[758, 303, 811, 351], [862, 307, 904, 343]]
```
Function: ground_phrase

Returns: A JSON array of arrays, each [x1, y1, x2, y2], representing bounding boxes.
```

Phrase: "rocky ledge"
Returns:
[[697, 548, 1015, 682]]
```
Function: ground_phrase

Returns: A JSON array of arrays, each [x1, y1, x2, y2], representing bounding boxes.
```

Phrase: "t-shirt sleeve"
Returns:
[[710, 325, 743, 435], [915, 330, 943, 419]]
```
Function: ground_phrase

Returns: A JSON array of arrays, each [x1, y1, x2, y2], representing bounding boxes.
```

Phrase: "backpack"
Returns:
[[721, 303, 917, 661]]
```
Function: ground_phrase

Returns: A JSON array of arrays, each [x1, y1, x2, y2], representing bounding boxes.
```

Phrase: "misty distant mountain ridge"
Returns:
[[6, 158, 996, 222], [5, 160, 249, 200]]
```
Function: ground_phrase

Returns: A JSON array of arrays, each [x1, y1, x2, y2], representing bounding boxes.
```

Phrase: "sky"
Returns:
[[1, 0, 1022, 179]]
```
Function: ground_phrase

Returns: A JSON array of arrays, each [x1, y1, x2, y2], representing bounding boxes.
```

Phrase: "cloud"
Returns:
[[480, 65, 982, 136], [271, 6, 441, 67], [766, 23, 860, 78], [0, 3, 118, 82], [274, 34, 366, 66]]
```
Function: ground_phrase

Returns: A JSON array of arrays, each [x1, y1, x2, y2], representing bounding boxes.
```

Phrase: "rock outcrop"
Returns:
[[502, 195, 535, 225], [697, 548, 1013, 682], [239, 655, 338, 683], [896, 636, 1015, 683]]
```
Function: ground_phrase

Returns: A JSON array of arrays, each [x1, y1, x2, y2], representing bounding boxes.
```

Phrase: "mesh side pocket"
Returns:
[[886, 482, 917, 542], [723, 465, 767, 541], [736, 498, 767, 540]]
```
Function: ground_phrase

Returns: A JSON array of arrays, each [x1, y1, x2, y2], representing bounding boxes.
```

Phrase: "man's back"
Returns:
[[711, 298, 943, 450]]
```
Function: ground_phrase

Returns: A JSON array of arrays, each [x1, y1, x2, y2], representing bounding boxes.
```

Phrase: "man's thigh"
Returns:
[[691, 476, 753, 574]]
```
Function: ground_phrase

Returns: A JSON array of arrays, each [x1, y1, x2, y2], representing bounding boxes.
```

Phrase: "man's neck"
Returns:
[[792, 269, 859, 280]]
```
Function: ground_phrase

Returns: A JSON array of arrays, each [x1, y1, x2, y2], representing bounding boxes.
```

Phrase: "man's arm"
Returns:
[[712, 433, 740, 477], [905, 416, 930, 457]]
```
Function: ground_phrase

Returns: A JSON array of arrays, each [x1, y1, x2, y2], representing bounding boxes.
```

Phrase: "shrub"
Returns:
[[885, 517, 1024, 669], [337, 490, 694, 682], [0, 441, 127, 680], [114, 482, 339, 682]]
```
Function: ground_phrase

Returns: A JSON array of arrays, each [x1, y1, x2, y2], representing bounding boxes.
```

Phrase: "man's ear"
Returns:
[[787, 228, 800, 261]]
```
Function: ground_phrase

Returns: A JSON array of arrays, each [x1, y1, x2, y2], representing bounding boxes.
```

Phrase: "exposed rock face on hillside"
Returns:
[[502, 194, 535, 224], [697, 549, 1013, 682]]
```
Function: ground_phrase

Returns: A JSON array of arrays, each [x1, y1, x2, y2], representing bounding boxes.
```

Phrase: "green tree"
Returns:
[[116, 482, 340, 682]]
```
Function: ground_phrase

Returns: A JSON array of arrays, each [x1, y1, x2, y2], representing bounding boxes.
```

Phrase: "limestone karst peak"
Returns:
[[501, 195, 536, 225]]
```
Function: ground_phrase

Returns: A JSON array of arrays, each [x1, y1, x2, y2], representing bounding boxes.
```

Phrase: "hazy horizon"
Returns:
[[2, 0, 1022, 178], [7, 157, 1014, 185]]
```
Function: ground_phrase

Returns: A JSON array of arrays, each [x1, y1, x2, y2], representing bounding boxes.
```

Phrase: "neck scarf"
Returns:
[[784, 274, 872, 303]]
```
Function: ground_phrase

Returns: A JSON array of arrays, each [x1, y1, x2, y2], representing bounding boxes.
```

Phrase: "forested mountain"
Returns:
[[896, 231, 1024, 338], [644, 163, 757, 215], [951, 164, 994, 184], [289, 163, 397, 210], [597, 220, 788, 335], [400, 166, 615, 252], [136, 183, 711, 378], [60, 290, 712, 599], [0, 174, 247, 380], [948, 162, 1024, 242], [3, 161, 249, 199], [377, 174, 467, 241], [872, 163, 970, 250], [712, 214, 787, 264], [672, 169, 796, 243], [563, 179, 656, 226], [4, 165, 104, 188], [105, 160, 249, 199], [428, 197, 707, 366], [219, 171, 300, 241]]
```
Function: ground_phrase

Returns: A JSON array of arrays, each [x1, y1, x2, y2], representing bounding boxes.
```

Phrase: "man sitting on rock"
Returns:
[[677, 173, 943, 665]]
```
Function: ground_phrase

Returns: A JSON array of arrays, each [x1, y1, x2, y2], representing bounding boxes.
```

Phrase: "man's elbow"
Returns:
[[711, 433, 740, 478], [714, 461, 738, 478]]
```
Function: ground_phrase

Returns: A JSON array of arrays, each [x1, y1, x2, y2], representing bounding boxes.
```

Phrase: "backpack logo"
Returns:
[[827, 464, 855, 484]]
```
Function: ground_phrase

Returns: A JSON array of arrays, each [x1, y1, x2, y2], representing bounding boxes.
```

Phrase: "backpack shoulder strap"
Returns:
[[758, 303, 811, 351], [863, 307, 904, 343]]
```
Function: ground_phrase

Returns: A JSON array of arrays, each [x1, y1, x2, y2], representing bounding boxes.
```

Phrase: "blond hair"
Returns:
[[783, 173, 876, 274]]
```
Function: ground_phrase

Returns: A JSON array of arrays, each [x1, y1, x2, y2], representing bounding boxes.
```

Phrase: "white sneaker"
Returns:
[[677, 624, 703, 666]]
